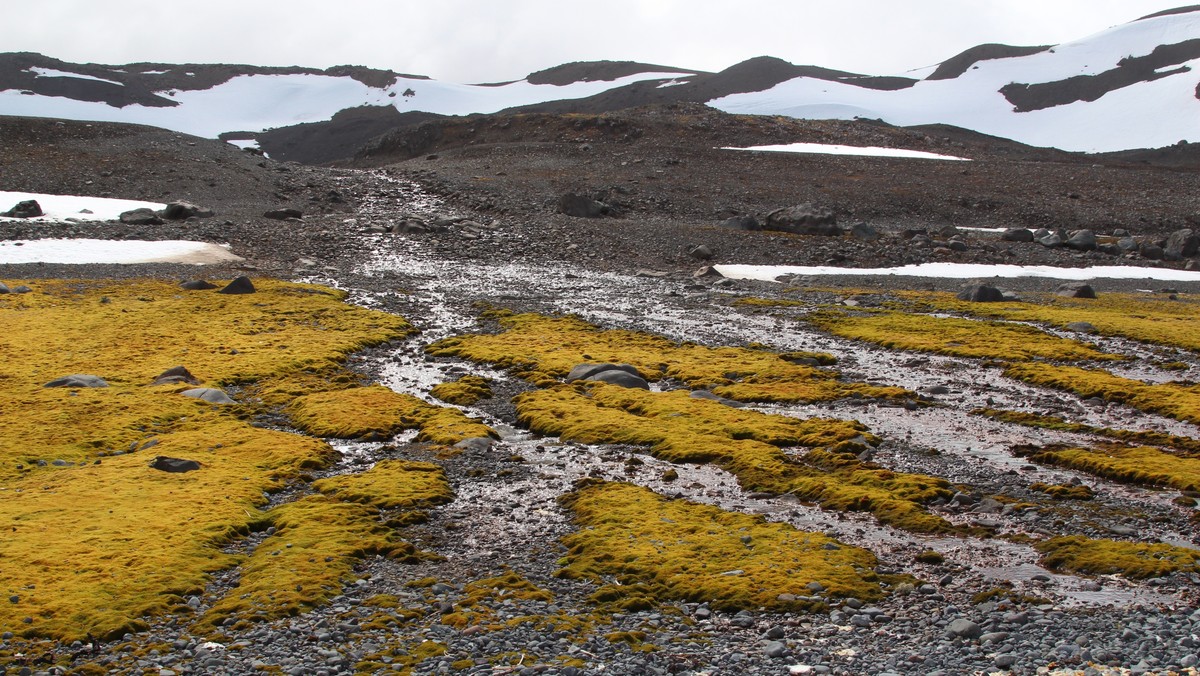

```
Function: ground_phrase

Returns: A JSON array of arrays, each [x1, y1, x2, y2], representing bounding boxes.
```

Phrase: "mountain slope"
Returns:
[[1, 7, 1198, 155]]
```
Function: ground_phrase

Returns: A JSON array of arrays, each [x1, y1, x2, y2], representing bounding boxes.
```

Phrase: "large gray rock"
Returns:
[[585, 370, 650, 389], [150, 456, 201, 473], [217, 276, 256, 295], [2, 200, 43, 218], [159, 201, 214, 220], [263, 208, 303, 220], [566, 363, 641, 383], [718, 215, 760, 231], [119, 208, 163, 225], [1056, 282, 1096, 298], [1066, 229, 1097, 251], [181, 388, 236, 404], [764, 204, 840, 236], [1165, 228, 1199, 260], [946, 618, 982, 639], [849, 222, 880, 241], [44, 374, 108, 388], [0, 282, 9, 294], [1001, 228, 1034, 242], [956, 284, 1006, 302], [558, 193, 608, 218]]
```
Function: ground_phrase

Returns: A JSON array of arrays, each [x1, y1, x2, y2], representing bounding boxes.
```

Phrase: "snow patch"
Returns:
[[0, 239, 242, 265], [0, 191, 166, 222], [714, 262, 1200, 283], [28, 67, 123, 86], [722, 142, 970, 161]]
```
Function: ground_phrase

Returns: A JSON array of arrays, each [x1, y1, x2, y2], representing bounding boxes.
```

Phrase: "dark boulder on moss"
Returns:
[[217, 276, 256, 294], [2, 199, 42, 218], [44, 374, 108, 388], [153, 365, 200, 386], [150, 456, 201, 473], [586, 370, 650, 389], [956, 284, 1006, 302], [566, 363, 641, 383], [179, 279, 218, 290], [1056, 282, 1097, 298]]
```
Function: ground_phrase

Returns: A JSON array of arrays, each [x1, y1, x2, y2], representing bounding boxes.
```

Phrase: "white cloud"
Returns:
[[2, 0, 1185, 81]]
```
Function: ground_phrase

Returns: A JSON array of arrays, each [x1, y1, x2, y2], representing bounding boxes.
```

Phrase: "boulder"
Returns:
[[849, 222, 880, 241], [956, 284, 1006, 302], [1140, 243, 1165, 260], [688, 244, 714, 260], [150, 456, 201, 473], [217, 276, 256, 294], [718, 215, 760, 231], [153, 365, 200, 386], [585, 370, 650, 389], [1066, 229, 1097, 251], [452, 437, 493, 453], [181, 388, 236, 404], [0, 282, 8, 294], [764, 204, 840, 236], [566, 363, 641, 383], [1116, 237, 1139, 253], [1001, 228, 1034, 242], [44, 374, 108, 388], [119, 208, 163, 225], [689, 390, 745, 408], [1067, 321, 1098, 333], [693, 266, 723, 279], [1038, 232, 1064, 248], [263, 208, 303, 220], [1165, 228, 1199, 260], [2, 200, 43, 218], [159, 201, 214, 220], [558, 193, 608, 218], [11, 285, 31, 294], [1056, 282, 1096, 298], [179, 279, 218, 290]]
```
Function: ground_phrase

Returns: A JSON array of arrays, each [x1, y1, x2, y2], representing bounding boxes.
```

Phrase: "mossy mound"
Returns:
[[1003, 363, 1200, 425], [313, 460, 454, 509], [430, 375, 493, 406], [199, 494, 434, 630], [1035, 536, 1200, 579], [1030, 482, 1096, 500], [1017, 444, 1200, 492], [973, 408, 1200, 457], [557, 481, 885, 611], [287, 385, 497, 445], [901, 290, 1200, 353], [0, 278, 416, 641], [428, 312, 909, 403], [517, 383, 956, 533], [809, 309, 1120, 362], [439, 570, 556, 629]]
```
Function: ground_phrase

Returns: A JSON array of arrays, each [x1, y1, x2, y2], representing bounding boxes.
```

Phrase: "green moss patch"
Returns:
[[517, 383, 955, 533], [313, 459, 454, 509], [901, 290, 1200, 353], [809, 309, 1119, 362], [557, 481, 885, 611], [1035, 536, 1200, 579], [1029, 482, 1096, 500], [1017, 444, 1200, 492], [428, 312, 908, 404], [288, 385, 496, 445], [430, 375, 493, 406], [1003, 363, 1200, 425], [0, 278, 416, 641]]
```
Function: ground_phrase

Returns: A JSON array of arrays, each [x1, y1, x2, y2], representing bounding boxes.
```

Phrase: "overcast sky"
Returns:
[[8, 1, 1186, 82]]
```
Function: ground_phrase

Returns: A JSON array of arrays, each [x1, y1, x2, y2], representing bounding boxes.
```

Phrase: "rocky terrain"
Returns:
[[2, 107, 1200, 676]]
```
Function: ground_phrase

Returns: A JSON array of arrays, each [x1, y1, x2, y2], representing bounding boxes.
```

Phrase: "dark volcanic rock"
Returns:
[[153, 365, 200, 386], [957, 283, 1006, 302], [719, 215, 761, 231], [2, 199, 42, 218], [180, 279, 219, 290], [119, 208, 163, 225], [263, 208, 303, 220], [558, 193, 609, 218], [764, 204, 839, 236], [1002, 227, 1034, 242], [585, 369, 650, 389], [566, 363, 641, 383], [217, 276, 256, 294], [159, 201, 213, 220], [1066, 229, 1097, 251], [150, 456, 201, 473], [1165, 228, 1199, 259], [44, 374, 108, 388], [1056, 282, 1097, 298]]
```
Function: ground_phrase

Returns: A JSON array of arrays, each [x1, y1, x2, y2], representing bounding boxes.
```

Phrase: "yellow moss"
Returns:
[[0, 278, 415, 641], [809, 309, 1120, 362], [1035, 536, 1200, 579], [732, 297, 808, 308], [1029, 482, 1096, 500], [516, 383, 956, 533], [199, 494, 432, 630], [287, 385, 496, 444], [900, 290, 1200, 353], [312, 459, 454, 509], [1018, 444, 1200, 492], [558, 481, 885, 611], [430, 375, 493, 406], [973, 408, 1200, 457], [1003, 363, 1200, 425], [428, 312, 909, 403], [0, 418, 335, 641]]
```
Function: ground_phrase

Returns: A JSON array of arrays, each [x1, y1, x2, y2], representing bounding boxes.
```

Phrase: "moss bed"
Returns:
[[1035, 536, 1200, 579], [0, 278, 446, 641], [1016, 443, 1200, 492]]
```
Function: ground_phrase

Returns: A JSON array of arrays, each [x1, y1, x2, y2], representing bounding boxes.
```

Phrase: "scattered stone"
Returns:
[[217, 276, 256, 294], [150, 456, 201, 473], [2, 199, 42, 218], [1056, 282, 1096, 298], [181, 388, 236, 404], [263, 208, 303, 220], [44, 374, 108, 388], [180, 279, 219, 290]]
